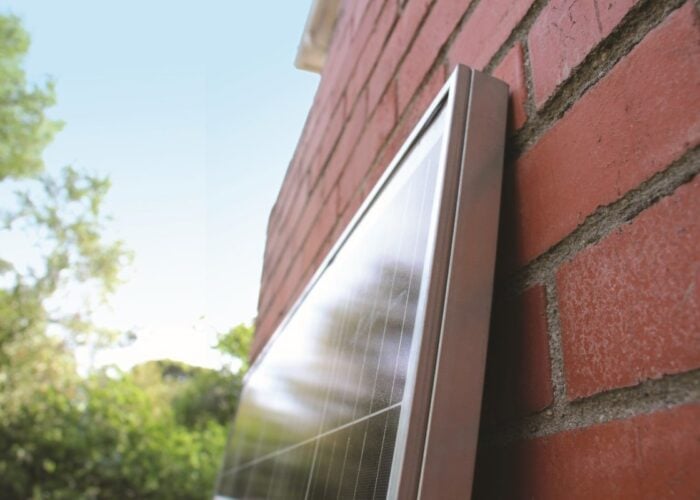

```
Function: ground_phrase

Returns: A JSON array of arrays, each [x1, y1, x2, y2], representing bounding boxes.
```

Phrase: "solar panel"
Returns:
[[215, 66, 507, 500]]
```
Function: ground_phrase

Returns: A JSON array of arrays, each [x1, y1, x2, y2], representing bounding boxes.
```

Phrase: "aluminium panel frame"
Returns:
[[384, 65, 507, 499]]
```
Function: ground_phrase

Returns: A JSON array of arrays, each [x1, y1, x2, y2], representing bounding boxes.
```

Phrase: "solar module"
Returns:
[[215, 66, 507, 500]]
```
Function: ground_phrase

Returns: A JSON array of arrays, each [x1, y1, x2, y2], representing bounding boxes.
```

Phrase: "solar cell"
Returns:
[[215, 66, 507, 499]]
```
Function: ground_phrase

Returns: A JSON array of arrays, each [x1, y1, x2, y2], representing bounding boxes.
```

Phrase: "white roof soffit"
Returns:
[[295, 0, 341, 73]]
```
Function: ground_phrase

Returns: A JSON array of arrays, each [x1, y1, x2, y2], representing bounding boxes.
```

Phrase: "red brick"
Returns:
[[376, 65, 447, 180], [297, 102, 330, 177], [255, 268, 297, 357], [337, 143, 367, 209], [266, 202, 279, 240], [492, 42, 528, 132], [324, 90, 368, 196], [368, 0, 431, 113], [482, 286, 553, 421], [266, 181, 307, 280], [345, 0, 385, 73], [529, 0, 638, 107], [334, 188, 362, 242], [262, 232, 274, 268], [291, 184, 328, 256], [557, 176, 700, 400], [297, 100, 324, 165], [263, 249, 276, 279], [261, 276, 278, 314], [474, 404, 700, 499], [256, 274, 268, 307], [369, 81, 398, 153], [251, 276, 290, 350], [266, 235, 290, 285], [270, 165, 293, 226], [273, 251, 306, 318], [448, 0, 534, 71], [257, 266, 282, 321], [346, 0, 371, 36], [338, 80, 397, 209], [364, 151, 393, 200], [249, 326, 267, 362], [514, 3, 700, 264], [302, 207, 338, 282], [300, 186, 339, 275], [324, 10, 350, 69], [347, 0, 398, 111], [311, 236, 335, 278], [311, 96, 346, 182], [277, 160, 305, 219], [294, 267, 314, 306], [319, 20, 353, 113], [396, 0, 472, 111], [268, 231, 297, 295], [307, 107, 344, 189], [259, 263, 276, 306]]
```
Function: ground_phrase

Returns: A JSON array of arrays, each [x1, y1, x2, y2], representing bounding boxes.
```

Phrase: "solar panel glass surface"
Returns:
[[217, 107, 447, 500]]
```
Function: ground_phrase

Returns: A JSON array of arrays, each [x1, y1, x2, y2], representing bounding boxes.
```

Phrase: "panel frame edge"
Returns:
[[416, 70, 509, 499], [387, 65, 473, 500]]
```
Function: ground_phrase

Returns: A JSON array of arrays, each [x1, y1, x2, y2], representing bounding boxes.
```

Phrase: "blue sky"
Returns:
[[3, 0, 318, 369]]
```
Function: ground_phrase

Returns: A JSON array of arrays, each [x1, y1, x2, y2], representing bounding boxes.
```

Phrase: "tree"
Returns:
[[130, 359, 243, 428], [214, 322, 254, 372], [0, 14, 61, 181], [0, 10, 128, 415], [0, 12, 128, 356], [0, 166, 129, 353], [0, 366, 228, 499]]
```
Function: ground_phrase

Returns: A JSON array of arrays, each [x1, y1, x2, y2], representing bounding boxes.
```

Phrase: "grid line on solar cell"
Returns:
[[351, 423, 369, 499], [350, 215, 395, 421], [371, 406, 393, 499], [341, 282, 373, 418], [318, 277, 353, 426], [373, 406, 400, 499], [303, 157, 432, 497], [389, 144, 436, 408], [265, 455, 280, 498], [334, 432, 352, 499], [242, 463, 254, 499], [304, 213, 379, 496], [322, 433, 338, 497], [368, 177, 412, 414], [226, 402, 402, 474], [223, 406, 402, 499]]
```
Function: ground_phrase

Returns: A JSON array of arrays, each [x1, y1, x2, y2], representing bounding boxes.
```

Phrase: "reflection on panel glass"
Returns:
[[216, 108, 446, 500]]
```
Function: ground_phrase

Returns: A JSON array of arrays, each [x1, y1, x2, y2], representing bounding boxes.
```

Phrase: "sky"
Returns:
[[2, 1, 319, 370]]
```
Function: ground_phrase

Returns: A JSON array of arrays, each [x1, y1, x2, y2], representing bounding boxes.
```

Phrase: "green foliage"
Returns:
[[0, 14, 61, 180], [0, 342, 247, 499], [214, 322, 254, 371], [0, 328, 248, 499], [0, 360, 227, 499], [0, 166, 130, 351], [130, 359, 243, 428], [171, 367, 243, 429], [0, 12, 127, 353]]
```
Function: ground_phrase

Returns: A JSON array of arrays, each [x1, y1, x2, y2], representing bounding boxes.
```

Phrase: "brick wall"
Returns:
[[255, 0, 700, 496]]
